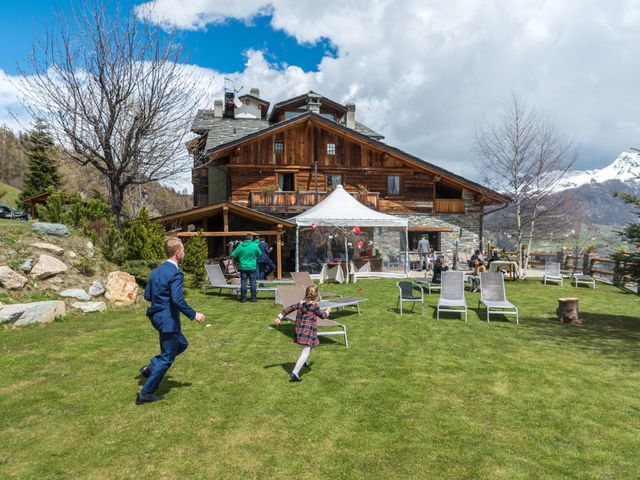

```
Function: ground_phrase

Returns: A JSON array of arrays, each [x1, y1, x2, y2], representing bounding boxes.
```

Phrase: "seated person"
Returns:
[[487, 249, 501, 265], [431, 256, 449, 284], [468, 249, 483, 268], [465, 259, 487, 292]]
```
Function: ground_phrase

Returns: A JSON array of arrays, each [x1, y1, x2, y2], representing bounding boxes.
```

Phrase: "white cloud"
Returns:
[[0, 69, 30, 132]]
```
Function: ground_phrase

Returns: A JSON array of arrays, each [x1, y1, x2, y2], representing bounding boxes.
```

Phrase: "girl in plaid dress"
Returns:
[[274, 285, 332, 382]]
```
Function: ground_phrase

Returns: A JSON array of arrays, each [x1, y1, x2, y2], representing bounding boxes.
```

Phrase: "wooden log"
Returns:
[[556, 297, 581, 324]]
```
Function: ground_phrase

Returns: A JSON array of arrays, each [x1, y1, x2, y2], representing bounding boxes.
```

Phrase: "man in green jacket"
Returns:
[[230, 234, 262, 302]]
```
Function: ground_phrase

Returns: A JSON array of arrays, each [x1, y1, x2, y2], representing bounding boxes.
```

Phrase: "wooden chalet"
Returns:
[[187, 89, 509, 267]]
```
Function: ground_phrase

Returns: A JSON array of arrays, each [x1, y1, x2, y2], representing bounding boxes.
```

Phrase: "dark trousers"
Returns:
[[240, 269, 257, 301], [258, 259, 275, 280], [141, 332, 188, 395]]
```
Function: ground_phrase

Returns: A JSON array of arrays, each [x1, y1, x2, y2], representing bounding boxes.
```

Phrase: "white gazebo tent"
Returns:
[[291, 185, 409, 278]]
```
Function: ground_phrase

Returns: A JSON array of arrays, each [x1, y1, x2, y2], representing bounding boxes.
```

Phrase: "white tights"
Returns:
[[292, 346, 311, 375]]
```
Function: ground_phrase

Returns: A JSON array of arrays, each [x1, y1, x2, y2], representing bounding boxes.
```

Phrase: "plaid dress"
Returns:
[[280, 301, 329, 347]]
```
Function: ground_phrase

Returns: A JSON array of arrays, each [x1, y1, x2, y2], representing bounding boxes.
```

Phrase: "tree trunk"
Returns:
[[556, 297, 580, 324]]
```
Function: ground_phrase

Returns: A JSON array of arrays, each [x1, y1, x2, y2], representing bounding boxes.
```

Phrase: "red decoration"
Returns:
[[352, 226, 361, 234], [357, 240, 364, 248], [310, 223, 316, 231]]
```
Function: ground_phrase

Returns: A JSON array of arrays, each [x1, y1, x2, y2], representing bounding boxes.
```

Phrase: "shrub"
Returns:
[[182, 231, 208, 287], [74, 257, 96, 276]]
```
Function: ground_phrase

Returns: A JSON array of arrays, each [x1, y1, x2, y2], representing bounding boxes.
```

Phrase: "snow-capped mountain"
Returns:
[[554, 151, 640, 192]]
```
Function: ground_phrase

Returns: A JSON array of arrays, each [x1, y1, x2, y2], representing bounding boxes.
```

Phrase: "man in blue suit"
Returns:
[[136, 237, 205, 405]]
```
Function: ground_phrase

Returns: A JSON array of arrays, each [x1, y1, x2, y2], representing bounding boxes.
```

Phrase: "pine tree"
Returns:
[[19, 121, 61, 209], [614, 186, 640, 291], [183, 231, 208, 287]]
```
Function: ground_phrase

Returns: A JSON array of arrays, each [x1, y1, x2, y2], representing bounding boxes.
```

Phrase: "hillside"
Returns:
[[0, 182, 20, 208]]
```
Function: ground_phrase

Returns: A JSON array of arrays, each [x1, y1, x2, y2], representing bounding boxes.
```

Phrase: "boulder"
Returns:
[[72, 301, 107, 313], [0, 301, 66, 326], [0, 266, 28, 290], [32, 222, 70, 237], [60, 288, 92, 301], [86, 241, 95, 258], [31, 255, 68, 280], [105, 271, 138, 306], [33, 242, 65, 255], [20, 258, 33, 273], [7, 250, 18, 257], [88, 280, 105, 297]]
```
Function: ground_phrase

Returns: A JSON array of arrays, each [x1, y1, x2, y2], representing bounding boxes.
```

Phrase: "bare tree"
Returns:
[[476, 95, 577, 272], [16, 1, 202, 225]]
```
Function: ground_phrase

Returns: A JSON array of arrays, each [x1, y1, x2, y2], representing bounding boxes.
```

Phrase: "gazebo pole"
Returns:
[[295, 225, 300, 272], [404, 227, 409, 277], [344, 236, 349, 284]]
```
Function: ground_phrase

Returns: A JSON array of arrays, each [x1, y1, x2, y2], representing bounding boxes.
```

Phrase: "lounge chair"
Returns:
[[478, 272, 519, 324], [573, 274, 595, 289], [204, 264, 277, 299], [276, 285, 349, 347], [436, 271, 467, 322], [291, 272, 342, 299], [396, 281, 425, 316], [543, 262, 563, 286]]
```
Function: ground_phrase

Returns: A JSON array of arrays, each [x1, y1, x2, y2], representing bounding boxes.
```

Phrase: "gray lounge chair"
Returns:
[[436, 271, 467, 322], [276, 285, 349, 347], [204, 264, 277, 299], [478, 272, 519, 324], [291, 272, 342, 299], [573, 274, 595, 289], [396, 281, 425, 316], [543, 262, 563, 286]]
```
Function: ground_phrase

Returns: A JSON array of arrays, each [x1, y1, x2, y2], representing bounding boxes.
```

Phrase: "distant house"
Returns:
[[187, 89, 508, 269]]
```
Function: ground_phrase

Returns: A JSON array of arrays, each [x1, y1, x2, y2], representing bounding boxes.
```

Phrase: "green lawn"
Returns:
[[0, 182, 21, 208], [1, 279, 639, 479]]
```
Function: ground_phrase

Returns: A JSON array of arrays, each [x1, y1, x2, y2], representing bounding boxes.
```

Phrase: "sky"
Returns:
[[2, 0, 640, 190]]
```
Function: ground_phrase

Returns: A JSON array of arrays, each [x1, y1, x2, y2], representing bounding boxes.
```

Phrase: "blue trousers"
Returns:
[[240, 269, 257, 301], [141, 332, 188, 395], [258, 259, 275, 280]]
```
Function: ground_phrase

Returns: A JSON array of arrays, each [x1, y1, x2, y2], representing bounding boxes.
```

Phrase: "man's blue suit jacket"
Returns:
[[144, 261, 196, 333]]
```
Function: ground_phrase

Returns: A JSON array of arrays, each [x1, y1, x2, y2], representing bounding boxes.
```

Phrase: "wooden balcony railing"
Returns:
[[249, 190, 380, 213], [434, 198, 465, 213]]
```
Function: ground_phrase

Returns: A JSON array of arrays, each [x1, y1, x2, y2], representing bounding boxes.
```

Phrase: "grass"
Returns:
[[1, 278, 639, 479], [0, 182, 21, 208]]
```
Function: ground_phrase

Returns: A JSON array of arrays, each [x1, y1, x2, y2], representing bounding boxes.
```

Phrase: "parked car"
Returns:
[[0, 204, 28, 221]]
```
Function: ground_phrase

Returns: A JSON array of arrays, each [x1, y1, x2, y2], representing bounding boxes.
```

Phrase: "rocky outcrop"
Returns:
[[33, 242, 65, 255], [105, 272, 138, 306], [0, 301, 66, 326], [88, 280, 105, 297], [0, 266, 29, 290], [32, 222, 70, 237], [30, 255, 68, 280], [60, 288, 92, 301], [72, 301, 107, 313]]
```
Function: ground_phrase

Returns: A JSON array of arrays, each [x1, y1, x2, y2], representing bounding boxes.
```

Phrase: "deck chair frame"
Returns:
[[543, 262, 564, 286], [204, 264, 278, 300], [396, 281, 425, 316], [478, 272, 519, 324], [436, 271, 467, 322], [291, 272, 342, 299], [573, 274, 595, 289]]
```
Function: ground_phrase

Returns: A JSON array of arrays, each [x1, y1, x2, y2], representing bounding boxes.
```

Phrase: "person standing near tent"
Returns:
[[257, 237, 276, 280], [230, 234, 262, 302], [418, 235, 432, 270], [274, 285, 332, 382]]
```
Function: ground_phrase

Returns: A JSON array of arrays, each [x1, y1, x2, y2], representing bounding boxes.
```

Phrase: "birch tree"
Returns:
[[476, 96, 577, 272]]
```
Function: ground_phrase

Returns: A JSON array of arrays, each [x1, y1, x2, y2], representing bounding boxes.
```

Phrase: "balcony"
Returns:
[[434, 198, 465, 214], [249, 190, 380, 213]]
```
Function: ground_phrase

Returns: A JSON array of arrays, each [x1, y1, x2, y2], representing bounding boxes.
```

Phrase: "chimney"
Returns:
[[346, 102, 356, 129], [224, 92, 235, 118], [213, 99, 223, 118], [307, 92, 321, 114], [250, 87, 260, 98]]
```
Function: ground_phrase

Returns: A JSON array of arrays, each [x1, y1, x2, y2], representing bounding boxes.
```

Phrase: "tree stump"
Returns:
[[557, 297, 581, 324]]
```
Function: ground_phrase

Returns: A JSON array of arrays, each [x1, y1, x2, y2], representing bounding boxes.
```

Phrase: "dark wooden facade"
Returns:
[[193, 113, 505, 216]]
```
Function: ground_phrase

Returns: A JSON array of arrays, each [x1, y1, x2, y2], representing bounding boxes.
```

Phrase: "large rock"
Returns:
[[60, 288, 91, 301], [33, 242, 65, 255], [105, 271, 138, 306], [85, 241, 95, 258], [72, 301, 107, 313], [32, 222, 70, 237], [88, 280, 105, 297], [0, 301, 66, 326], [31, 255, 68, 280], [0, 266, 28, 290]]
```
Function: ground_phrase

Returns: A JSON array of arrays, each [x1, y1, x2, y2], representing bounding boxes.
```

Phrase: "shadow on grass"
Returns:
[[136, 374, 193, 394], [272, 322, 342, 346]]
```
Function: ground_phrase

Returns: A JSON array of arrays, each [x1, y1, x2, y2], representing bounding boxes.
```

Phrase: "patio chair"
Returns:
[[436, 271, 467, 322], [543, 261, 564, 286], [573, 274, 595, 289], [276, 285, 348, 347], [204, 263, 277, 300], [478, 272, 519, 324], [291, 272, 342, 299], [396, 281, 425, 316], [415, 269, 442, 294]]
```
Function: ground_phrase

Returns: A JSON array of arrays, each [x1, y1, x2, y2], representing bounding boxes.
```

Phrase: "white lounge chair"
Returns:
[[543, 262, 563, 286], [478, 272, 519, 324], [396, 281, 425, 316], [276, 285, 349, 347], [291, 272, 342, 299], [436, 271, 467, 322]]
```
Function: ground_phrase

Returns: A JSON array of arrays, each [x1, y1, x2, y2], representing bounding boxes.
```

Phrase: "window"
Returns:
[[274, 141, 284, 153], [327, 174, 343, 188], [284, 111, 302, 120], [387, 175, 400, 195], [327, 143, 336, 155], [277, 173, 295, 191]]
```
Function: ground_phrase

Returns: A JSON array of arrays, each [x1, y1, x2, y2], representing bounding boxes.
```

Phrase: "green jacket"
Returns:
[[230, 240, 262, 271]]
